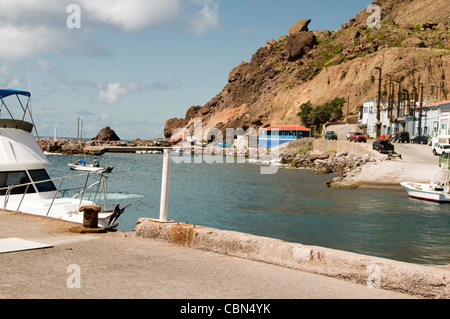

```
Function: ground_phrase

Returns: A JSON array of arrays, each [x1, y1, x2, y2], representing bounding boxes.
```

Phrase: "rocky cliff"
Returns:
[[164, 0, 450, 138]]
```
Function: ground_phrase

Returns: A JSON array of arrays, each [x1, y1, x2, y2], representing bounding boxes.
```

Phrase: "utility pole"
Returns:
[[403, 89, 410, 117], [388, 76, 394, 135], [395, 79, 402, 121], [426, 65, 431, 102], [412, 86, 417, 136], [387, 75, 392, 121], [375, 67, 382, 138], [346, 95, 350, 124], [418, 83, 424, 136]]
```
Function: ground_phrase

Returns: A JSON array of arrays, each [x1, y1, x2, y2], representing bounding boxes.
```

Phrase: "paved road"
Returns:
[[392, 142, 437, 163], [337, 139, 440, 185], [0, 210, 417, 301]]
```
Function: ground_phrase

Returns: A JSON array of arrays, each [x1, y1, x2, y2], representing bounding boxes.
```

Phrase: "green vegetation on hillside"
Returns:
[[297, 97, 346, 128]]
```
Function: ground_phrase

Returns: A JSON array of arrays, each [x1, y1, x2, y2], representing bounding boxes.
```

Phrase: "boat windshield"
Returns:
[[432, 170, 450, 186], [28, 169, 57, 192], [0, 171, 36, 195], [0, 169, 57, 195]]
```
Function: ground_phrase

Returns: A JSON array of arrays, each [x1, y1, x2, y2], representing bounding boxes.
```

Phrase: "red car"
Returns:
[[349, 132, 367, 143]]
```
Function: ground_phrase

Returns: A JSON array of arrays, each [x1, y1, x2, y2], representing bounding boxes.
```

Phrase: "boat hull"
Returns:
[[1, 193, 116, 228], [400, 182, 450, 202], [69, 164, 113, 173]]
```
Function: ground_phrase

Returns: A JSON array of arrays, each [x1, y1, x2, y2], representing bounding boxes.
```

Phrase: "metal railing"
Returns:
[[0, 171, 108, 215], [440, 154, 450, 170], [432, 129, 450, 138]]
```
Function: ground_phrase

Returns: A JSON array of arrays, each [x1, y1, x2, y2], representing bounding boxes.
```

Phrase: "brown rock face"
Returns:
[[286, 31, 317, 62], [401, 37, 425, 48], [164, 0, 450, 139], [288, 19, 312, 36], [164, 118, 187, 139], [228, 62, 252, 83], [92, 126, 121, 142]]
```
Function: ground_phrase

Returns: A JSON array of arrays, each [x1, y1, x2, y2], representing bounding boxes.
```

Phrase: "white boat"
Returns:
[[136, 150, 162, 154], [0, 89, 126, 229], [68, 163, 113, 173], [400, 169, 450, 203]]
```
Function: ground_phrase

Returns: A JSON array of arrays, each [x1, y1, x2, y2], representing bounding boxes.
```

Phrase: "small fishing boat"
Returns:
[[400, 169, 450, 203], [68, 163, 113, 173]]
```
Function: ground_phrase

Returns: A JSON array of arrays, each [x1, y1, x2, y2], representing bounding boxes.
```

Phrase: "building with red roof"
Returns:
[[259, 125, 311, 148]]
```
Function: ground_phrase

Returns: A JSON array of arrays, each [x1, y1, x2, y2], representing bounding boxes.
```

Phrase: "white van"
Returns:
[[432, 143, 450, 156]]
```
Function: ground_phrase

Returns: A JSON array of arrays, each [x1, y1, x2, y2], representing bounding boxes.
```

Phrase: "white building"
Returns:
[[359, 100, 450, 139], [431, 112, 450, 147]]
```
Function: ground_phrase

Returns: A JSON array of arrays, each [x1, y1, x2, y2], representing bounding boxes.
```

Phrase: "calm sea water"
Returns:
[[45, 152, 450, 266]]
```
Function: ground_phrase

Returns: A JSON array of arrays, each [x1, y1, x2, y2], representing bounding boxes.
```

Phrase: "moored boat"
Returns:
[[400, 169, 450, 203], [0, 89, 125, 229], [68, 163, 113, 173]]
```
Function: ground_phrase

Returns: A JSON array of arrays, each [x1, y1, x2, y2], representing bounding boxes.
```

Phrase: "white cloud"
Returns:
[[0, 0, 220, 61], [189, 0, 220, 34], [95, 79, 182, 104], [80, 0, 220, 33], [96, 82, 138, 104], [0, 64, 21, 88], [80, 0, 182, 32], [0, 0, 108, 62]]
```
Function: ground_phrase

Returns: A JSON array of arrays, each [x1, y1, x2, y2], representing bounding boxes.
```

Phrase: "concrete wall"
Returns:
[[133, 219, 450, 299], [313, 139, 380, 157]]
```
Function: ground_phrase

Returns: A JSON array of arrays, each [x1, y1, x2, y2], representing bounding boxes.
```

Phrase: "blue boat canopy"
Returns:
[[0, 89, 31, 99]]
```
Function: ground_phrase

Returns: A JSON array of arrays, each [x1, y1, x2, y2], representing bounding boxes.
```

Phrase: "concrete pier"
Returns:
[[133, 219, 450, 299], [0, 211, 428, 300], [0, 209, 448, 299]]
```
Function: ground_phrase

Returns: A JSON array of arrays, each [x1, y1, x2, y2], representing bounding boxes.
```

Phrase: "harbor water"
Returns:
[[45, 152, 450, 266]]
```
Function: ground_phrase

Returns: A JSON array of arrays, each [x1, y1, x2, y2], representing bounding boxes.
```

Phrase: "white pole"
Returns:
[[159, 148, 171, 222]]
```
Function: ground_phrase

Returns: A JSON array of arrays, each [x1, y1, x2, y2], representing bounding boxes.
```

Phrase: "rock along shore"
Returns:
[[278, 138, 383, 188]]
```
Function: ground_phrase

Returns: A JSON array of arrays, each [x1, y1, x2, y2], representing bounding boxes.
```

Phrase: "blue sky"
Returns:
[[0, 0, 370, 140]]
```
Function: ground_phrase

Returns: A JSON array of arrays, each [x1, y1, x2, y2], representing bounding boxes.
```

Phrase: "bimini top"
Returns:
[[0, 89, 31, 99]]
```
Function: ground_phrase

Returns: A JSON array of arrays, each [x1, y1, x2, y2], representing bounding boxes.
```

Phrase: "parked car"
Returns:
[[411, 135, 429, 145], [373, 139, 395, 153], [432, 143, 450, 156], [346, 132, 355, 141], [155, 140, 172, 147], [392, 131, 410, 143], [325, 131, 338, 140], [349, 132, 367, 143]]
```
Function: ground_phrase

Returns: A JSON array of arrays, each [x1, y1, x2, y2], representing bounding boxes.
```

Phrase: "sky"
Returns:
[[0, 0, 371, 140]]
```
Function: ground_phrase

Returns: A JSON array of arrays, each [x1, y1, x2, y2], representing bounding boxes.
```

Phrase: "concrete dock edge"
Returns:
[[132, 218, 450, 299]]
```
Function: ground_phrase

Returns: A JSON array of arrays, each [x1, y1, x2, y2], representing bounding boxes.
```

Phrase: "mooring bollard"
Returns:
[[79, 205, 101, 229]]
